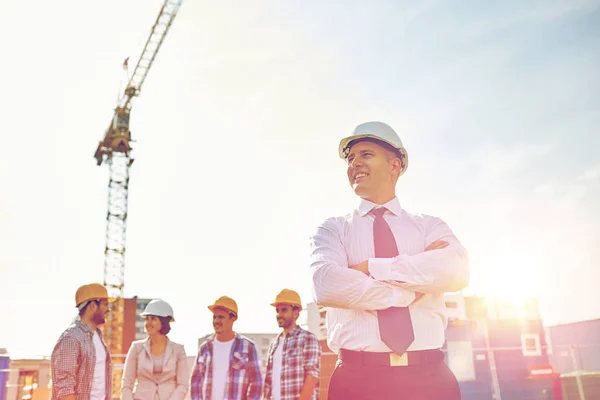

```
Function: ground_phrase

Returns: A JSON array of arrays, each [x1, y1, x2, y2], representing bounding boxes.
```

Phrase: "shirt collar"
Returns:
[[143, 336, 171, 346], [280, 325, 301, 338], [357, 197, 403, 217], [276, 325, 301, 346], [75, 319, 94, 335], [207, 332, 239, 343]]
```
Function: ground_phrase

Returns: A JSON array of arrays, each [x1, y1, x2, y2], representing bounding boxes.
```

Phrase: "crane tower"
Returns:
[[93, 1, 183, 395]]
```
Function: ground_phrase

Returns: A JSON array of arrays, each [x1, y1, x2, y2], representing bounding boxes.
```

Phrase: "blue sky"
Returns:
[[0, 0, 598, 357]]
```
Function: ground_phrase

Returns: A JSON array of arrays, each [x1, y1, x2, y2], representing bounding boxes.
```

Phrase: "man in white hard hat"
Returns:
[[263, 289, 321, 400], [310, 121, 469, 399], [51, 283, 113, 400]]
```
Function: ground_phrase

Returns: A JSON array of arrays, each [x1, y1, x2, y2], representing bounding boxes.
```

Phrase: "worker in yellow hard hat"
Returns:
[[263, 289, 321, 400], [50, 283, 113, 400], [190, 296, 263, 400]]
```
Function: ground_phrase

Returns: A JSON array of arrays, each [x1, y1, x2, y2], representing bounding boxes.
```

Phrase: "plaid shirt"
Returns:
[[263, 326, 321, 400], [51, 320, 112, 400], [191, 333, 263, 400]]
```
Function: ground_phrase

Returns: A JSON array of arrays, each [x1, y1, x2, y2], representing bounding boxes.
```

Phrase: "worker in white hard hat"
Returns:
[[263, 289, 321, 400], [310, 121, 470, 399], [51, 283, 113, 400], [190, 296, 263, 400], [121, 299, 189, 400]]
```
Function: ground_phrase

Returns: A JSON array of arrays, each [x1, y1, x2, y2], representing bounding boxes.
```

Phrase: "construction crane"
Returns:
[[93, 1, 183, 395]]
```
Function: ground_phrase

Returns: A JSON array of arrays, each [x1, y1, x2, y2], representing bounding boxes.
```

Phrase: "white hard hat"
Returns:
[[140, 299, 175, 322], [338, 121, 409, 176]]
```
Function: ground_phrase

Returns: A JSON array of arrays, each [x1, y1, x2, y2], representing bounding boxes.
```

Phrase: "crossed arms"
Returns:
[[310, 216, 470, 310]]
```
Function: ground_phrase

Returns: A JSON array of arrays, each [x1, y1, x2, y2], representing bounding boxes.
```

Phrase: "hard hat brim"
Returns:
[[338, 134, 409, 175], [140, 312, 175, 322], [208, 305, 237, 315], [270, 301, 302, 310], [75, 296, 116, 308]]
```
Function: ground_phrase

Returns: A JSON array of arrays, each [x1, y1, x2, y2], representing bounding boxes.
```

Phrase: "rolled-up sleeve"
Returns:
[[303, 333, 321, 379], [51, 335, 79, 399]]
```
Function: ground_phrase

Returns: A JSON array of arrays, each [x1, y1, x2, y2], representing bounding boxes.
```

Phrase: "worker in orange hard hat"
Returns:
[[190, 296, 263, 400], [263, 289, 321, 400], [51, 283, 113, 400]]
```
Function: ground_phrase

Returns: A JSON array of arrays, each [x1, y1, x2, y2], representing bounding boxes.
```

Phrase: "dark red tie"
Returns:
[[372, 207, 415, 355]]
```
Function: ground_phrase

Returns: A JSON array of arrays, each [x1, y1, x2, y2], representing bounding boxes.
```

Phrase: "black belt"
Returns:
[[339, 349, 444, 367]]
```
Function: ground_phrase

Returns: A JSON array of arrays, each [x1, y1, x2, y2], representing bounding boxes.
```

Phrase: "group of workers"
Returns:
[[50, 121, 470, 399], [51, 283, 320, 400]]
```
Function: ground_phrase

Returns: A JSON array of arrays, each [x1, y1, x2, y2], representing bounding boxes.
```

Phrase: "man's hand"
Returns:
[[425, 239, 449, 251], [350, 260, 369, 275]]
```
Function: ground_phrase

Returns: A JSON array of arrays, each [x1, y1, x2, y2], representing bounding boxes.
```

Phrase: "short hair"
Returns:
[[158, 316, 172, 335], [78, 299, 100, 317]]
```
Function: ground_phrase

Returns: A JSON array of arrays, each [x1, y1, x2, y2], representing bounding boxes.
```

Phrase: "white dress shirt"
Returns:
[[310, 197, 469, 354]]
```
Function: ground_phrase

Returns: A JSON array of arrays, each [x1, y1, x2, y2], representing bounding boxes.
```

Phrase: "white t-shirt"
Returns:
[[90, 331, 106, 400], [210, 338, 235, 400], [271, 339, 284, 400]]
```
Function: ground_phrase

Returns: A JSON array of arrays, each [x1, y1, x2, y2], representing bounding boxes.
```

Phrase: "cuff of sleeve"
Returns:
[[368, 258, 394, 280], [306, 370, 319, 378], [56, 389, 76, 399]]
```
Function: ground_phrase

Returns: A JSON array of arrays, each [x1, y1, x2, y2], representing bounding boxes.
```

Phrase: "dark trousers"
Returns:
[[327, 355, 460, 400]]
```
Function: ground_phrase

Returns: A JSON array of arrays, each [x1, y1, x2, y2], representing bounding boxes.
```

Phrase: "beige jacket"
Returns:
[[121, 338, 189, 400]]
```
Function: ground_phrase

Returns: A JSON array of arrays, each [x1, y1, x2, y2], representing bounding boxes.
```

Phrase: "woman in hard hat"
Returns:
[[121, 299, 189, 400]]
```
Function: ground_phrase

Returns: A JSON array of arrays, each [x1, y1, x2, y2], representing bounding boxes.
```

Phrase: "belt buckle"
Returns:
[[389, 352, 408, 366]]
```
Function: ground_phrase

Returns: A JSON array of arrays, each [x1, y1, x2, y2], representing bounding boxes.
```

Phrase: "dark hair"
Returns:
[[158, 316, 172, 335], [79, 299, 100, 317]]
